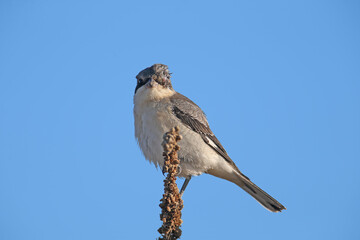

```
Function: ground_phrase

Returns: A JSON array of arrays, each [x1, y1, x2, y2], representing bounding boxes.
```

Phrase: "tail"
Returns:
[[235, 172, 286, 212]]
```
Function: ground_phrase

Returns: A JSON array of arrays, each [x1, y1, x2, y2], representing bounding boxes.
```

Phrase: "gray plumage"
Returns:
[[170, 93, 240, 171], [133, 63, 286, 212]]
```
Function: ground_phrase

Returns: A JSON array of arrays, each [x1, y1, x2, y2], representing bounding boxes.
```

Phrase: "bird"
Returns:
[[133, 63, 286, 212]]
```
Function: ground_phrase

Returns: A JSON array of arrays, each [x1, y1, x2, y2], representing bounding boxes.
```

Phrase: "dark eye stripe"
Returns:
[[134, 78, 151, 94]]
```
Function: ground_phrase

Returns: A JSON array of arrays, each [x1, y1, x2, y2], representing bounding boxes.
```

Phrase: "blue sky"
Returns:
[[0, 0, 359, 239]]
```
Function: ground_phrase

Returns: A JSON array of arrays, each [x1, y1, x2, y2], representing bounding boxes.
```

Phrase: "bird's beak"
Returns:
[[146, 78, 156, 88]]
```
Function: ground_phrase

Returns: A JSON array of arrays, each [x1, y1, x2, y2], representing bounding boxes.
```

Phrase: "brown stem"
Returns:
[[158, 127, 183, 240]]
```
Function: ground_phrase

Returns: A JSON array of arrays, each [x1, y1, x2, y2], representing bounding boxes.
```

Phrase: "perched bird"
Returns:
[[133, 64, 286, 212]]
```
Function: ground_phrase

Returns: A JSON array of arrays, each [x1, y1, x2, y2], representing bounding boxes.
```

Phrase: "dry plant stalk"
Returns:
[[158, 126, 184, 240]]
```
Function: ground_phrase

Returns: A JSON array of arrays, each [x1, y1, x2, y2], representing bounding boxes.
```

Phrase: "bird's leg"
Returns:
[[162, 164, 166, 176], [179, 176, 191, 196]]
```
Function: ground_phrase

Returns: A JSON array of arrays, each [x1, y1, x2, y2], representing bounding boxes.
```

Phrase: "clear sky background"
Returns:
[[0, 1, 359, 239]]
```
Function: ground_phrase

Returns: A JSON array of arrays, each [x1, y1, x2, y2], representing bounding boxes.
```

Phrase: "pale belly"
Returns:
[[134, 102, 223, 177]]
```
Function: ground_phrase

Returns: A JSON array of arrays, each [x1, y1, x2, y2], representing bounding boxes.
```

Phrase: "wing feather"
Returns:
[[170, 93, 242, 174]]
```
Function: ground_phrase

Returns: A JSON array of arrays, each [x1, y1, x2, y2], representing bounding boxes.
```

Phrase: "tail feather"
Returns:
[[236, 173, 286, 212]]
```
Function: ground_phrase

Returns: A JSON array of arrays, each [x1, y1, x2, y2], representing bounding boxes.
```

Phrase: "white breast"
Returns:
[[133, 86, 176, 168], [133, 86, 232, 178]]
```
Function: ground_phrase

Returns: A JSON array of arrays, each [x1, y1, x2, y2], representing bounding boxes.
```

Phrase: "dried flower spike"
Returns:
[[158, 127, 183, 240]]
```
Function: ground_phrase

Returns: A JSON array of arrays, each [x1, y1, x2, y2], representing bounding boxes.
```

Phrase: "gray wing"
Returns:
[[169, 92, 244, 175]]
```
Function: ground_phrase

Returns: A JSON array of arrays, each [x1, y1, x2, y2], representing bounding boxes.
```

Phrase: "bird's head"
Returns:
[[135, 64, 173, 94]]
